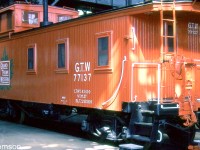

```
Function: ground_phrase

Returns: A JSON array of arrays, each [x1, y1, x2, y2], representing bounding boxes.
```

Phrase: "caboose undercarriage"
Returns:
[[0, 99, 199, 149]]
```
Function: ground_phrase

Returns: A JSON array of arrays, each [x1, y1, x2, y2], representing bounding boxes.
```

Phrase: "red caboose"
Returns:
[[0, 0, 200, 149]]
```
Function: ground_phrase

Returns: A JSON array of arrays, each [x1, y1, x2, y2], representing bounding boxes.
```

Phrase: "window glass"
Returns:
[[28, 47, 34, 70], [7, 11, 12, 30], [164, 22, 174, 52], [58, 43, 66, 68], [22, 11, 38, 25], [0, 15, 1, 32], [167, 24, 174, 52], [98, 37, 108, 66], [58, 15, 71, 22]]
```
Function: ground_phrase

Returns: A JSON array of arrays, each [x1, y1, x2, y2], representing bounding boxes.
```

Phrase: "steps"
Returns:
[[127, 102, 179, 143], [119, 143, 144, 150], [129, 122, 153, 142], [153, 103, 179, 116], [133, 122, 152, 137], [131, 135, 151, 142]]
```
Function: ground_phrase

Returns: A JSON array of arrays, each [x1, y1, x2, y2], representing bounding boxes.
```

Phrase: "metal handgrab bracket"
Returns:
[[157, 130, 163, 142], [161, 104, 179, 109]]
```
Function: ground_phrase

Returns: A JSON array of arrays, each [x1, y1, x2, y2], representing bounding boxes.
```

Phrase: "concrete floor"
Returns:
[[0, 120, 199, 150], [0, 120, 118, 150]]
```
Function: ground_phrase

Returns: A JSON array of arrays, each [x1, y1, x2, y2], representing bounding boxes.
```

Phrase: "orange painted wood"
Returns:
[[0, 2, 200, 113]]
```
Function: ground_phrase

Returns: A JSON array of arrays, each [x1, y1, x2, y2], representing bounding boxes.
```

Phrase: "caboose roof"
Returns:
[[56, 1, 200, 25], [0, 3, 77, 14]]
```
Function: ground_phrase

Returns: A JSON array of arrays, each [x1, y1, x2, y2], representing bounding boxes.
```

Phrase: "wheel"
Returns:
[[87, 113, 116, 142], [18, 110, 26, 124], [0, 100, 10, 120], [6, 102, 27, 124], [196, 121, 200, 129]]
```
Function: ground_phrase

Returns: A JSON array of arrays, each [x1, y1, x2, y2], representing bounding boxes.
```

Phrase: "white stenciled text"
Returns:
[[74, 62, 91, 82]]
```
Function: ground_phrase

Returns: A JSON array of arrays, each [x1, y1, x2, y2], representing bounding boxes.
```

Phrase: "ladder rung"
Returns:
[[161, 0, 176, 4], [160, 0, 176, 54], [161, 35, 174, 38], [164, 52, 175, 56], [162, 19, 175, 22], [162, 2, 175, 4]]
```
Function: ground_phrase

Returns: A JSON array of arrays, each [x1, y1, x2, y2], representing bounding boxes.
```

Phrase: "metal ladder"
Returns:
[[160, 0, 176, 55], [160, 0, 177, 104]]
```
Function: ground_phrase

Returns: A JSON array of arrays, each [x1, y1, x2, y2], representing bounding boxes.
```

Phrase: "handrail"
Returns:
[[101, 56, 127, 108]]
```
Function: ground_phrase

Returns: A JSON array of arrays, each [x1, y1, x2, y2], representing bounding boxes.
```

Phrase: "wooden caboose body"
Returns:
[[0, 2, 78, 36], [0, 0, 200, 149]]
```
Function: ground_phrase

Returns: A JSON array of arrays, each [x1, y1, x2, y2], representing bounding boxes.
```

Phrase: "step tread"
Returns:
[[119, 143, 143, 150], [193, 140, 200, 145], [134, 122, 153, 126], [131, 135, 151, 142], [141, 109, 154, 114]]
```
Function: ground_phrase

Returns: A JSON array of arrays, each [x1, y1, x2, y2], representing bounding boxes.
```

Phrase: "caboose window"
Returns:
[[28, 48, 34, 70], [27, 44, 37, 74], [167, 24, 174, 52], [7, 11, 12, 30], [95, 31, 112, 73], [0, 15, 1, 32], [58, 15, 71, 22], [164, 22, 174, 52], [98, 37, 109, 66], [58, 43, 66, 68], [56, 38, 69, 73], [22, 11, 38, 25]]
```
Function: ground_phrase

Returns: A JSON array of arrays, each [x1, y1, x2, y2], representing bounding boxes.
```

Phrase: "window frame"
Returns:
[[22, 10, 39, 25], [55, 38, 69, 74], [94, 31, 113, 73], [7, 11, 13, 30], [163, 21, 174, 53], [0, 14, 1, 32], [132, 27, 135, 50], [27, 43, 37, 74], [57, 15, 71, 22]]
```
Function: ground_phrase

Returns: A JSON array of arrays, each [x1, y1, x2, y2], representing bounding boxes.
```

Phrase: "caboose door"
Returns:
[[131, 63, 160, 102]]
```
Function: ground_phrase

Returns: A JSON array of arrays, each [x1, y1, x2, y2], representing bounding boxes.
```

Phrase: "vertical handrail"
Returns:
[[172, 0, 176, 103], [173, 0, 177, 54], [160, 0, 164, 104]]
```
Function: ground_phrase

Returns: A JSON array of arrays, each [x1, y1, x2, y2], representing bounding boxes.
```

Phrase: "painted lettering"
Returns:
[[2, 70, 9, 76], [74, 62, 91, 82], [0, 61, 10, 85], [74, 89, 92, 104], [75, 99, 92, 104], [188, 22, 199, 35], [75, 62, 91, 72], [75, 63, 80, 72], [0, 63, 8, 69], [85, 62, 90, 71]]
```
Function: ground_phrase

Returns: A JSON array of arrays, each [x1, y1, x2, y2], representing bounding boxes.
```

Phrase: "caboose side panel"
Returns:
[[0, 14, 130, 111], [132, 13, 161, 61], [129, 13, 162, 102]]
